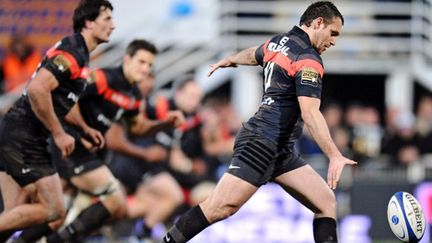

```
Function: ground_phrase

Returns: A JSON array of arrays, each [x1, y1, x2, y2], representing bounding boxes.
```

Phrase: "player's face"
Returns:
[[124, 49, 155, 84], [314, 17, 342, 54], [176, 82, 203, 114], [91, 7, 115, 43]]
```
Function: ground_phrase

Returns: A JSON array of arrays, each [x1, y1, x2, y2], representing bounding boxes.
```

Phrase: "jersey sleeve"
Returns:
[[44, 48, 85, 82], [145, 96, 170, 120], [78, 70, 101, 100], [122, 87, 142, 118], [294, 55, 324, 99], [255, 40, 270, 67]]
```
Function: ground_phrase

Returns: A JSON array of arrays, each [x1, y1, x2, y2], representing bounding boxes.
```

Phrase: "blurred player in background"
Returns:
[[162, 1, 357, 243], [38, 39, 182, 243], [0, 0, 114, 241]]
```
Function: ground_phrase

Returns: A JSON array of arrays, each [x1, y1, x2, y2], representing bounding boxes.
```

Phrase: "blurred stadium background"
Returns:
[[1, 0, 432, 242]]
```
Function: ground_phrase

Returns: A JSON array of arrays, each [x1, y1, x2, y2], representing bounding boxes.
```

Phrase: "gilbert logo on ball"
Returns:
[[387, 191, 425, 243]]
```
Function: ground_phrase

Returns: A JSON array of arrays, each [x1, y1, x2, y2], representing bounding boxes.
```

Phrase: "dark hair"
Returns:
[[126, 39, 158, 57], [73, 0, 114, 33], [299, 1, 344, 27], [172, 74, 195, 92]]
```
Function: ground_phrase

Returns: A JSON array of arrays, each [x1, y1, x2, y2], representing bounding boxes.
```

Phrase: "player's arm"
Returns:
[[27, 68, 75, 158], [208, 46, 259, 76], [127, 110, 185, 136], [65, 104, 104, 149], [298, 96, 357, 189], [105, 122, 167, 162]]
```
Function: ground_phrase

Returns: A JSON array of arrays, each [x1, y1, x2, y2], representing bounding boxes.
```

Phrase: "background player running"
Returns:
[[0, 0, 114, 241]]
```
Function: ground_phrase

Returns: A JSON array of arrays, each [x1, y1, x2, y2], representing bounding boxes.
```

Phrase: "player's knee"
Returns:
[[47, 203, 66, 222], [316, 189, 336, 216], [89, 179, 126, 218], [103, 190, 127, 219], [49, 216, 66, 231]]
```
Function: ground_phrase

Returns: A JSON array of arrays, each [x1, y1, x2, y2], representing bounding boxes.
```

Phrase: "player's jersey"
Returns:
[[78, 66, 142, 134], [5, 33, 90, 135], [246, 26, 324, 145]]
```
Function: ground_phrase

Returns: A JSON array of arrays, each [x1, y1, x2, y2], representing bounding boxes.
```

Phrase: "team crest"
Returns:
[[300, 68, 320, 87], [53, 54, 71, 72], [87, 71, 97, 84]]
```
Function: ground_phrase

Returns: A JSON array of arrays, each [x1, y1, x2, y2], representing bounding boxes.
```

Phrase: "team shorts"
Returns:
[[52, 125, 105, 179], [109, 151, 167, 194], [227, 126, 306, 187], [0, 113, 55, 187]]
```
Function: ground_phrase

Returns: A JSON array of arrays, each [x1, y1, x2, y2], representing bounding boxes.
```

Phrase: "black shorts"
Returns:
[[109, 152, 166, 194], [52, 125, 104, 179], [0, 114, 55, 187], [227, 127, 306, 187]]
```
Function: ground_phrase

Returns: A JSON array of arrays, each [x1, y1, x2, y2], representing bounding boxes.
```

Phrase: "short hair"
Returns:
[[172, 74, 195, 92], [73, 0, 114, 33], [125, 39, 158, 57], [299, 1, 344, 27]]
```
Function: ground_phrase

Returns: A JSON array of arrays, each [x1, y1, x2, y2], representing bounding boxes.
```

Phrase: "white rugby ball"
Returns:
[[387, 191, 425, 243]]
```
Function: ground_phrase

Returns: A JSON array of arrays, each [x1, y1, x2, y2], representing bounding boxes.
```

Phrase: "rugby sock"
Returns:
[[162, 205, 210, 243], [13, 223, 53, 242], [46, 201, 111, 242], [313, 217, 338, 243]]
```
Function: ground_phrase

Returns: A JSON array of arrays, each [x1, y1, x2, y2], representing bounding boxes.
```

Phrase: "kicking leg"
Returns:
[[274, 164, 337, 243], [163, 173, 258, 243]]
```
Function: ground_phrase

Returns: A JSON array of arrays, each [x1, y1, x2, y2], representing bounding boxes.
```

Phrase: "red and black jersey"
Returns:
[[7, 33, 90, 135], [145, 95, 201, 133], [78, 66, 142, 134], [145, 96, 203, 157], [246, 26, 324, 145]]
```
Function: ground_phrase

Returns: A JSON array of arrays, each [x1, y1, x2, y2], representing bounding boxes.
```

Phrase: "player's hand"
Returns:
[[208, 58, 238, 77], [327, 155, 357, 190], [82, 127, 105, 150], [166, 110, 185, 127], [53, 131, 75, 159]]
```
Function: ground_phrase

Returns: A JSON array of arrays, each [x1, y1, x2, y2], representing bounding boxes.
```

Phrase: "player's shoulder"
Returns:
[[285, 27, 323, 63], [104, 66, 127, 85], [297, 48, 322, 65], [54, 33, 89, 65]]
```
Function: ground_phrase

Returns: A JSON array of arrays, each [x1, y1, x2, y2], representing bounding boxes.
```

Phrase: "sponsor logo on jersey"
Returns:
[[53, 54, 72, 72], [300, 68, 319, 87], [67, 92, 79, 102], [97, 113, 113, 127], [261, 97, 275, 106]]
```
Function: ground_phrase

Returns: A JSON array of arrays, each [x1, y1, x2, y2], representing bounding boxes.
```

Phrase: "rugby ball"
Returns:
[[387, 191, 425, 243]]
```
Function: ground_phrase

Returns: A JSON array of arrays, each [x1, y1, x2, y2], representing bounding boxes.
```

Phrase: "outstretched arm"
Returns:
[[128, 110, 185, 136], [298, 96, 357, 190], [105, 123, 167, 162], [208, 46, 259, 77]]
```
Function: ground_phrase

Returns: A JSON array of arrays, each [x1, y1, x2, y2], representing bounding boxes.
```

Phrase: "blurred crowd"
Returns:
[[298, 96, 432, 172]]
